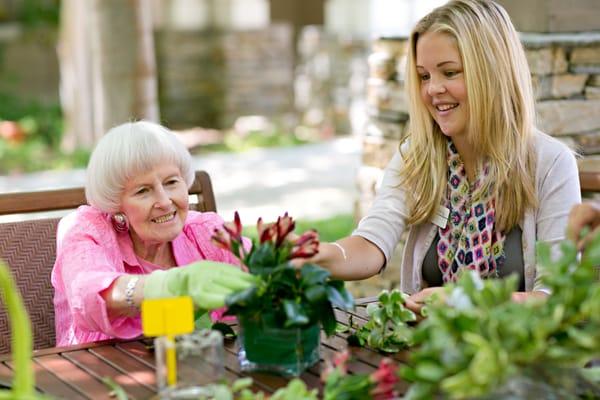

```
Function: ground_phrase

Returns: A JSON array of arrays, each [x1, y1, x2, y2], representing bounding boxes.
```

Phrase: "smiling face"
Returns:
[[416, 31, 468, 139], [120, 163, 189, 252]]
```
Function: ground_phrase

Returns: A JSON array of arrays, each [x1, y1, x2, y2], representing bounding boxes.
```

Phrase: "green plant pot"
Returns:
[[237, 315, 320, 377]]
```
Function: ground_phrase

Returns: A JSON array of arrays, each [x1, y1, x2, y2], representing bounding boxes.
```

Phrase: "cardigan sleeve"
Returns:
[[352, 150, 410, 265], [533, 135, 581, 290]]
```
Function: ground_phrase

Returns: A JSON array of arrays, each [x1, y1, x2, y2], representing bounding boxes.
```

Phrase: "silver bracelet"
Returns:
[[125, 276, 140, 309], [330, 242, 347, 261]]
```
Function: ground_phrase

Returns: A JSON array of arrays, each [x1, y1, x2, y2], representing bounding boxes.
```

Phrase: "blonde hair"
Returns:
[[401, 0, 537, 231], [85, 121, 194, 213]]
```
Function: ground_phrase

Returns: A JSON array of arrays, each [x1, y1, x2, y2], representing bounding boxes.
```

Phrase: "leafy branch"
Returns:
[[348, 289, 416, 353]]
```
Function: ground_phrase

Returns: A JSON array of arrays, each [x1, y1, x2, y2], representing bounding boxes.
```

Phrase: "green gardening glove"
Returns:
[[143, 261, 256, 309]]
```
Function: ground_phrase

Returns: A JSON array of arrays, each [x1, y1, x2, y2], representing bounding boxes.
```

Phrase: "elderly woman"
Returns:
[[52, 121, 253, 347]]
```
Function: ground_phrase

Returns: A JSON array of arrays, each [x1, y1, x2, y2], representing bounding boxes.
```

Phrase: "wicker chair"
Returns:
[[0, 171, 216, 353]]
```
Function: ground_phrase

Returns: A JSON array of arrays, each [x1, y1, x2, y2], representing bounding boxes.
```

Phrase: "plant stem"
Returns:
[[0, 261, 34, 398]]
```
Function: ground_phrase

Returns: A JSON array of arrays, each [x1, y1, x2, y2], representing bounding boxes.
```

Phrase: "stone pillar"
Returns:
[[270, 0, 324, 49], [495, 0, 600, 33], [156, 0, 292, 129]]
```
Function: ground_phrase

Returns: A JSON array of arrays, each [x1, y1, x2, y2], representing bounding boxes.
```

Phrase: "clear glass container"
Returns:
[[155, 329, 224, 399], [237, 315, 320, 377]]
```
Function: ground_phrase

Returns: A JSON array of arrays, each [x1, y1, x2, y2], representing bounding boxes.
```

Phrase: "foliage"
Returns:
[[321, 350, 399, 400], [212, 212, 354, 335], [194, 130, 310, 155], [17, 0, 60, 27], [0, 139, 90, 174], [191, 377, 318, 400], [0, 92, 63, 147], [101, 377, 128, 400], [243, 213, 355, 244], [98, 376, 318, 400], [222, 130, 308, 152], [348, 289, 416, 353], [400, 235, 600, 399], [0, 261, 52, 399], [0, 91, 89, 174]]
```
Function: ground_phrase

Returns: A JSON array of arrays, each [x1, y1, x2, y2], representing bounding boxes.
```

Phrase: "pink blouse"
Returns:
[[51, 206, 241, 347]]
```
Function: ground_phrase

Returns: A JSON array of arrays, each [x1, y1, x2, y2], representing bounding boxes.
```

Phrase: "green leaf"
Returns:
[[194, 310, 212, 330], [300, 263, 331, 286], [211, 322, 236, 340], [325, 281, 354, 309], [282, 299, 309, 327], [581, 229, 600, 269], [231, 377, 254, 392], [101, 377, 129, 400], [415, 361, 446, 382], [320, 304, 337, 336], [226, 286, 258, 308], [246, 243, 279, 274], [305, 285, 327, 303]]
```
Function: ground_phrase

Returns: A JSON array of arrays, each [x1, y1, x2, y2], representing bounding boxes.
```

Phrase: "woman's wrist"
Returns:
[[329, 242, 347, 261]]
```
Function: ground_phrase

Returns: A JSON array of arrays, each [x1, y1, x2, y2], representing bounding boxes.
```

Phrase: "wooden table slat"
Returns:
[[111, 341, 257, 393], [115, 341, 156, 368], [89, 346, 157, 391], [62, 349, 155, 400], [34, 354, 113, 400], [0, 363, 14, 388], [4, 359, 89, 400]]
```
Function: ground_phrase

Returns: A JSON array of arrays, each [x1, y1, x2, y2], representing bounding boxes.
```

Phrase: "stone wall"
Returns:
[[526, 33, 600, 154], [0, 24, 59, 104], [294, 25, 369, 137], [157, 23, 294, 129], [352, 33, 600, 297]]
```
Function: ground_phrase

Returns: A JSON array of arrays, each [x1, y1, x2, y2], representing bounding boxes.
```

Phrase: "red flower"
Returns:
[[213, 212, 246, 258], [369, 358, 399, 400], [320, 349, 349, 382], [290, 230, 319, 259], [212, 227, 232, 251], [257, 217, 277, 244], [333, 349, 350, 371], [275, 212, 295, 247], [223, 211, 243, 241]]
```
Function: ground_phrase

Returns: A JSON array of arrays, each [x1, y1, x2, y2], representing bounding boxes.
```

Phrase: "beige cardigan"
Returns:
[[353, 132, 581, 294]]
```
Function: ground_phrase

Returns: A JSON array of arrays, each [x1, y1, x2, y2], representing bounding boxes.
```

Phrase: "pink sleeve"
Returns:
[[52, 209, 141, 338]]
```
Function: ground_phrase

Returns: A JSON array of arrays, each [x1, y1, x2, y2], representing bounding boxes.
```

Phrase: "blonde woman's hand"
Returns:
[[405, 287, 446, 315], [511, 290, 549, 303], [567, 202, 600, 249]]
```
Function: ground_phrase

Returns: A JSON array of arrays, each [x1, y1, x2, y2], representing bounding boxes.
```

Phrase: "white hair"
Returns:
[[85, 121, 194, 213]]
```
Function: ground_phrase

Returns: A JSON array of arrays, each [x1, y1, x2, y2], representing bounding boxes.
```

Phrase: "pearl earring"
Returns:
[[113, 213, 129, 232]]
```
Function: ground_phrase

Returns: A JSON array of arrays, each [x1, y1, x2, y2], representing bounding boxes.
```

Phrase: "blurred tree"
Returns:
[[58, 0, 158, 150]]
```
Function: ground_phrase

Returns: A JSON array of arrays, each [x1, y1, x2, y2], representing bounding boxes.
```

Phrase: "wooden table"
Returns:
[[0, 303, 409, 399]]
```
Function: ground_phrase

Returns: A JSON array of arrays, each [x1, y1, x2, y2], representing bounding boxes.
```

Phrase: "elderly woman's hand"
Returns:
[[143, 261, 257, 309], [568, 202, 600, 249]]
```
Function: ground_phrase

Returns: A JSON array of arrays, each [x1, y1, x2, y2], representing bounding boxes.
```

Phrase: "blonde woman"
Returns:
[[308, 0, 580, 312]]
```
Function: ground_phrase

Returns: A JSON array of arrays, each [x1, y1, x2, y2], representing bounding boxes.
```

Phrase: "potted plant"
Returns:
[[212, 212, 354, 376], [398, 235, 600, 399]]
